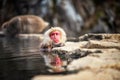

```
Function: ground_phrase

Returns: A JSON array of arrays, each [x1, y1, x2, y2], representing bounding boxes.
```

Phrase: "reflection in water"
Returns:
[[0, 37, 48, 80]]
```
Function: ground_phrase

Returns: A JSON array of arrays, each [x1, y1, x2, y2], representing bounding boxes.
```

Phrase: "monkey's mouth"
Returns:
[[53, 39, 60, 44]]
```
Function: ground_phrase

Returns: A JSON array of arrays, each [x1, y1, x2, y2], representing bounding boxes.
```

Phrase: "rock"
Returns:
[[32, 34, 120, 80], [79, 33, 120, 41], [32, 69, 120, 80], [52, 41, 102, 60], [84, 40, 120, 49]]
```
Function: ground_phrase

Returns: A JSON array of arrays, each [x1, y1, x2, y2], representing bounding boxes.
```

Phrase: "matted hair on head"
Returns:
[[44, 27, 67, 43]]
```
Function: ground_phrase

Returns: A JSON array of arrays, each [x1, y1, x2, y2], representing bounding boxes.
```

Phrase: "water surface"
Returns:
[[0, 37, 47, 80]]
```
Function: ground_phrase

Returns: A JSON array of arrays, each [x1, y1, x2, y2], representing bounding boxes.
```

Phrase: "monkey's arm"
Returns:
[[40, 39, 53, 52]]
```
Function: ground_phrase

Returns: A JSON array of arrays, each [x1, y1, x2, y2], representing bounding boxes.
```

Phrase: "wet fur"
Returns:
[[2, 15, 49, 37], [40, 27, 67, 51]]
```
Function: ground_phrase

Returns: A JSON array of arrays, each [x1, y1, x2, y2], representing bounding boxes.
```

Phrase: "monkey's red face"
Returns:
[[50, 31, 61, 44]]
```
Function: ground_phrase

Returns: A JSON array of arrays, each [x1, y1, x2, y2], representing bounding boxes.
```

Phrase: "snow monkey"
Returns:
[[40, 27, 67, 72], [40, 27, 67, 52], [1, 15, 49, 37]]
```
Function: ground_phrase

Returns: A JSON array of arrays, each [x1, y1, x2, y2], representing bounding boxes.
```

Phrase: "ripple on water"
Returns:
[[0, 37, 50, 80]]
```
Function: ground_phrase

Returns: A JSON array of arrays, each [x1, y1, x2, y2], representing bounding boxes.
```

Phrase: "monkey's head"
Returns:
[[1, 18, 20, 37], [44, 27, 67, 45]]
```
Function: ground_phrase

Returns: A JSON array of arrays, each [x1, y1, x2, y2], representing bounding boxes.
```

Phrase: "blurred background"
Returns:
[[0, 0, 120, 37], [0, 1, 120, 80]]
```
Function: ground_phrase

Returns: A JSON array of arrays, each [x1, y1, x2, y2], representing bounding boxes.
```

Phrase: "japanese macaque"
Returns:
[[1, 15, 49, 37], [40, 27, 67, 52], [40, 27, 67, 72]]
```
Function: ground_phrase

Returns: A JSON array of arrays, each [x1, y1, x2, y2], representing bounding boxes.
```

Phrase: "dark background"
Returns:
[[0, 0, 120, 37]]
